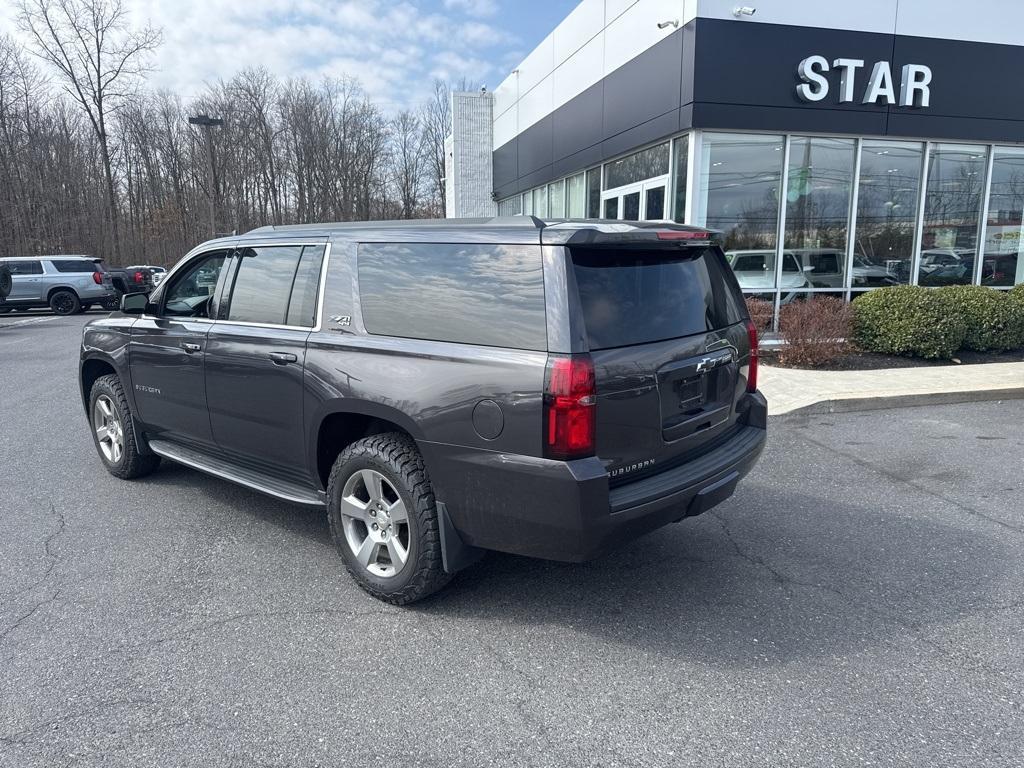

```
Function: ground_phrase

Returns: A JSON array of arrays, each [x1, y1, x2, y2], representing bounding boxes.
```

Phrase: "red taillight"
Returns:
[[134, 270, 144, 283], [92, 271, 102, 285], [745, 319, 759, 393], [544, 355, 596, 460], [656, 229, 711, 241]]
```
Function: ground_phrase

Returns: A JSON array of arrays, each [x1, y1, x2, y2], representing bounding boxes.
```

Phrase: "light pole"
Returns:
[[188, 114, 223, 237]]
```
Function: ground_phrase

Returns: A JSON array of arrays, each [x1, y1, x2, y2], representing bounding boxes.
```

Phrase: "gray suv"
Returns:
[[0, 255, 116, 314], [78, 218, 766, 604]]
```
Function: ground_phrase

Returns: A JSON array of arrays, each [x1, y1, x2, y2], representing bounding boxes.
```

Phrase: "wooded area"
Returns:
[[0, 0, 456, 266]]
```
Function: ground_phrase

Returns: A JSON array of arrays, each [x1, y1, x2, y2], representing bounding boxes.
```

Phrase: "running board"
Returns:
[[148, 439, 324, 507]]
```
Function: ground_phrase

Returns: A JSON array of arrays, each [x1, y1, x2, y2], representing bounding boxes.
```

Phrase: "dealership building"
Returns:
[[445, 0, 1024, 322]]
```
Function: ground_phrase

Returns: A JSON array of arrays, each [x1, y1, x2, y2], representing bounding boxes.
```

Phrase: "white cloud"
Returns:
[[442, 0, 499, 17], [3, 0, 516, 112]]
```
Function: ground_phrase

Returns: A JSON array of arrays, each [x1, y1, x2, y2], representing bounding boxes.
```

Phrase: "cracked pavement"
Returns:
[[1, 313, 1022, 767]]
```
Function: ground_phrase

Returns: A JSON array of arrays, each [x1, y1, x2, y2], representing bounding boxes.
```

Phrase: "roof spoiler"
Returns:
[[541, 222, 721, 248]]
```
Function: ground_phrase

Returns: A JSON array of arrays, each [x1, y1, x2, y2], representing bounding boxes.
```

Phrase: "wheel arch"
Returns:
[[46, 284, 80, 302], [311, 400, 426, 491]]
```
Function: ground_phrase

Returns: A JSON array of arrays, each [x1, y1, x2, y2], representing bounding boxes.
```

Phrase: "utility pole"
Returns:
[[188, 114, 224, 237]]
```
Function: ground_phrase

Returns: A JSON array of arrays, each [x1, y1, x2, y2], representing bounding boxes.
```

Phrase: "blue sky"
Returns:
[[2, 0, 579, 111]]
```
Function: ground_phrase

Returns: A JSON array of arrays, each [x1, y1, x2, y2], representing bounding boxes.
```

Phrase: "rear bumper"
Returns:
[[426, 391, 767, 562]]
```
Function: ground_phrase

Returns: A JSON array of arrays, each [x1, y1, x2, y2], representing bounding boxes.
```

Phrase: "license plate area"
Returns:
[[658, 353, 736, 442]]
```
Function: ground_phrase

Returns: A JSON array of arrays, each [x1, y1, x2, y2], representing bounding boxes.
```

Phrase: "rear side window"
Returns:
[[6, 260, 44, 275], [358, 243, 546, 350], [227, 245, 324, 327], [51, 259, 98, 273], [570, 247, 744, 350]]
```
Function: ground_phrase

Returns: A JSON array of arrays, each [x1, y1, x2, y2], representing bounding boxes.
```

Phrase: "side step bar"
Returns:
[[148, 440, 324, 507]]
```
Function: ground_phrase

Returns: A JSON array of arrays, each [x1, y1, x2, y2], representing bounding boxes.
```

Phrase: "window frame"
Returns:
[[218, 240, 331, 330], [155, 249, 234, 322]]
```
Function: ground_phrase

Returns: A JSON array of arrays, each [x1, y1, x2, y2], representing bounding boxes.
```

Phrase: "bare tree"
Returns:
[[17, 0, 161, 259], [391, 110, 424, 218]]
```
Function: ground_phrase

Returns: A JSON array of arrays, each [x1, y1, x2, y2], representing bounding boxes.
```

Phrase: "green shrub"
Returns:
[[852, 286, 966, 359], [1009, 283, 1024, 306], [938, 285, 1024, 352]]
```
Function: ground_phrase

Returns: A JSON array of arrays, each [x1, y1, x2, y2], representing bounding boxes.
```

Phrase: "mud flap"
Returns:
[[438, 501, 485, 574]]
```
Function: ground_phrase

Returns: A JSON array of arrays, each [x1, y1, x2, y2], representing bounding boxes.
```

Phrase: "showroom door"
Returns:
[[601, 178, 668, 222]]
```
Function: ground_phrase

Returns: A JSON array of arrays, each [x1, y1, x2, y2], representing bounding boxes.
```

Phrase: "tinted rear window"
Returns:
[[51, 259, 98, 273], [570, 247, 744, 350], [358, 243, 546, 350]]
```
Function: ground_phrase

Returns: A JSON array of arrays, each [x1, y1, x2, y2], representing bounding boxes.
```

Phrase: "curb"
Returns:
[[770, 387, 1024, 419]]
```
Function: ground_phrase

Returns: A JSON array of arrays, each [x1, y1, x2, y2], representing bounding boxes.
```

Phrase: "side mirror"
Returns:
[[120, 292, 150, 315]]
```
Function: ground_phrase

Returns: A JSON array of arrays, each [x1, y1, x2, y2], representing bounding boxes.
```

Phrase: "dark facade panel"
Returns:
[[603, 31, 683, 138], [601, 109, 680, 160], [516, 114, 553, 177], [552, 80, 604, 163], [691, 102, 888, 138], [887, 113, 1024, 145], [492, 139, 518, 196], [552, 142, 603, 180]]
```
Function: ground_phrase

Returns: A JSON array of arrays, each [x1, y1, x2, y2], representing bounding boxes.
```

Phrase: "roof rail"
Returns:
[[245, 215, 548, 236]]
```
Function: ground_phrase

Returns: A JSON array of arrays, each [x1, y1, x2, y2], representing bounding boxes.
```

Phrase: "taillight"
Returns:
[[745, 319, 759, 393], [134, 270, 144, 283], [92, 271, 102, 285], [544, 355, 596, 460], [656, 229, 711, 241]]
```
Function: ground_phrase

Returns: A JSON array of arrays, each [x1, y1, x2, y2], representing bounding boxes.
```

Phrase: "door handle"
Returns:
[[269, 351, 298, 365], [181, 342, 202, 353]]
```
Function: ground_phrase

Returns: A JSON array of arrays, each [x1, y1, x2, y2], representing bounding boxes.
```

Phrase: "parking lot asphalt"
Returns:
[[1, 313, 1022, 768]]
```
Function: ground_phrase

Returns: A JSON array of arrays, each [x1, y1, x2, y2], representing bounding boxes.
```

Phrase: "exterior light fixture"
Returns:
[[732, 6, 756, 16]]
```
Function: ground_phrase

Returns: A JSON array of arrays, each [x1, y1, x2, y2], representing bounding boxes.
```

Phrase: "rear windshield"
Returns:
[[570, 247, 744, 350]]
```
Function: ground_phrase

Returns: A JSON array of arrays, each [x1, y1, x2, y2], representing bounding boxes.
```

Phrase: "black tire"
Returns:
[[0, 265, 11, 300], [88, 374, 161, 480], [103, 294, 122, 311], [0, 307, 11, 314], [49, 290, 80, 315], [327, 433, 450, 605]]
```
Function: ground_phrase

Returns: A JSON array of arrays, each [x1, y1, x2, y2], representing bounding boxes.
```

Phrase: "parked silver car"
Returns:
[[0, 255, 117, 315]]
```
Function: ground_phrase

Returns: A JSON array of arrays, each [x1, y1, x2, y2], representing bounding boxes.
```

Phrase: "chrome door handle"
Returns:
[[181, 342, 202, 353], [269, 351, 297, 365]]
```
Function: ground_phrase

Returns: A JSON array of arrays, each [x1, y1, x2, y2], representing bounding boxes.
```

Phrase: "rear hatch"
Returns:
[[567, 239, 751, 485]]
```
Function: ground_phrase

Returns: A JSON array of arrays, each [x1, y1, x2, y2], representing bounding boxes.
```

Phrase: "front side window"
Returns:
[[358, 243, 546, 350], [163, 253, 227, 318], [226, 245, 325, 326]]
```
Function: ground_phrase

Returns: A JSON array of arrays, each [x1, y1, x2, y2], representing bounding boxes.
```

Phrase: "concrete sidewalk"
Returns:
[[759, 360, 1024, 416]]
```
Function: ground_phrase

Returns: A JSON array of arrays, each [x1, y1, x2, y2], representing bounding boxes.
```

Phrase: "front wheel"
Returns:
[[89, 374, 161, 480], [327, 433, 450, 605]]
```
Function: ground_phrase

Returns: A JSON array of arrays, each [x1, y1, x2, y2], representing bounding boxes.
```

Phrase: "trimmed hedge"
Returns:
[[938, 285, 1024, 352], [852, 286, 966, 359]]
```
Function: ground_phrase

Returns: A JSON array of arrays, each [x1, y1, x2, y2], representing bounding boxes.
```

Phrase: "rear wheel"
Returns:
[[49, 290, 80, 315], [327, 433, 450, 604], [89, 374, 160, 480]]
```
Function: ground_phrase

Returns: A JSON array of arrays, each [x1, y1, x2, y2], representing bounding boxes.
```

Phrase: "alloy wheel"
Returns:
[[93, 395, 124, 464], [340, 468, 411, 578]]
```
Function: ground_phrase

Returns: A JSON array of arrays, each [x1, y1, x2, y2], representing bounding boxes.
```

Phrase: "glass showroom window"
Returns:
[[535, 185, 548, 218], [853, 140, 924, 287], [586, 168, 601, 218], [601, 143, 670, 222], [980, 147, 1024, 287], [497, 195, 522, 217], [603, 143, 669, 189], [567, 173, 586, 218], [549, 179, 566, 218], [672, 134, 689, 223], [695, 133, 785, 296], [784, 136, 856, 292], [918, 144, 987, 286], [523, 189, 534, 216]]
